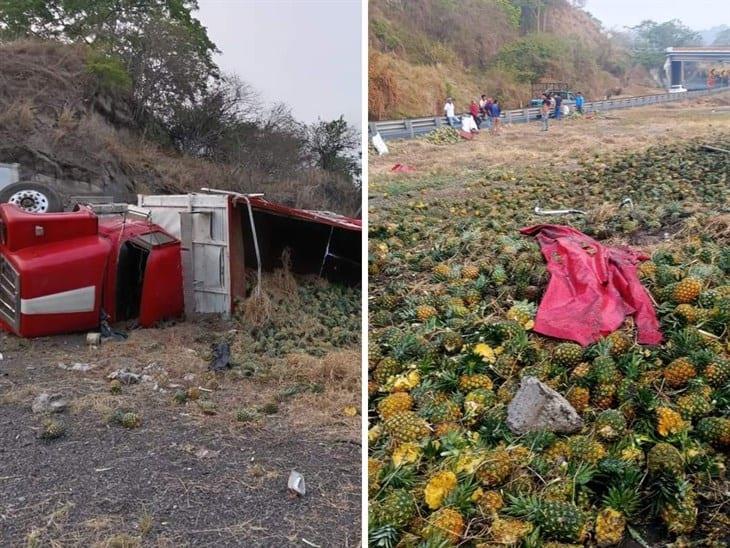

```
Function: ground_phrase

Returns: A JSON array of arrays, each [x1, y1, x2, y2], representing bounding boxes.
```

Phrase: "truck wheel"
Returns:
[[0, 182, 63, 213]]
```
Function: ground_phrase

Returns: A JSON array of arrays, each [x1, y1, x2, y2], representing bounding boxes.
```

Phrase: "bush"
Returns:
[[85, 49, 132, 94]]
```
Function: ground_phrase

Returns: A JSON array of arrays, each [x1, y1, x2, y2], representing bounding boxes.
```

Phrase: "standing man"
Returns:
[[470, 99, 482, 129], [540, 94, 550, 131], [575, 92, 584, 114], [554, 93, 563, 120], [444, 97, 459, 127], [490, 98, 502, 134]]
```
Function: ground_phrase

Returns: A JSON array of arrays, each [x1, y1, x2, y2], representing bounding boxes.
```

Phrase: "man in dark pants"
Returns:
[[554, 93, 563, 120]]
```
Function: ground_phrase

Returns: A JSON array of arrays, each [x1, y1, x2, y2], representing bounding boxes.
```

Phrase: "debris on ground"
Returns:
[[208, 342, 232, 371], [31, 393, 68, 414], [108, 369, 141, 384], [58, 362, 96, 372], [288, 470, 306, 496]]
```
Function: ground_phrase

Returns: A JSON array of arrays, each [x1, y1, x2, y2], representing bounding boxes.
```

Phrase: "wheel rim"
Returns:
[[8, 189, 50, 213]]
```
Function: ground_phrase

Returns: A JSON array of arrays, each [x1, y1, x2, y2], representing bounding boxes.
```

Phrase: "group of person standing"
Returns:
[[445, 90, 586, 134], [443, 95, 502, 135], [539, 91, 584, 131]]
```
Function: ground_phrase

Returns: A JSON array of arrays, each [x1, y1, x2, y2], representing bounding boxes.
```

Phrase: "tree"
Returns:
[[630, 19, 701, 75], [305, 116, 360, 181], [0, 1, 219, 129], [713, 28, 730, 46]]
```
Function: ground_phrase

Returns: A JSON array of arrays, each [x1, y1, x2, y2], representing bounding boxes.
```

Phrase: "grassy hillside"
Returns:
[[0, 41, 360, 215], [368, 0, 657, 119]]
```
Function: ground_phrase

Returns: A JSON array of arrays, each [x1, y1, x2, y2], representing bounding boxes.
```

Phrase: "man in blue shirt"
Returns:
[[575, 92, 584, 114], [554, 94, 563, 120], [489, 99, 502, 134]]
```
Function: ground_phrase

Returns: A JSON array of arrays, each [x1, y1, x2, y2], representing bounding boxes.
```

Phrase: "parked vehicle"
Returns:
[[668, 84, 688, 93]]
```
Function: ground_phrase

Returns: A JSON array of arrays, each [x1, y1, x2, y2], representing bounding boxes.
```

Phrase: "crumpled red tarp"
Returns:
[[391, 163, 416, 173], [520, 224, 663, 346]]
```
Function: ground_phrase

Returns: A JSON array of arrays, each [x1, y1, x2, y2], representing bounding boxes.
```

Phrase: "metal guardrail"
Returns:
[[369, 86, 730, 140]]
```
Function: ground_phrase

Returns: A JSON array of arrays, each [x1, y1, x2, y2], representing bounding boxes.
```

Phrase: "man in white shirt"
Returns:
[[444, 98, 459, 127]]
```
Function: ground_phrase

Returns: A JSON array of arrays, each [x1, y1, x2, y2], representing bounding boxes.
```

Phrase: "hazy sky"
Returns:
[[196, 0, 361, 127], [585, 0, 728, 31]]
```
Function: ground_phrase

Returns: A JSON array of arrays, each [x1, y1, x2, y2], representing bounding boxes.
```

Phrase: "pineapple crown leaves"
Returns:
[[503, 493, 543, 520], [377, 463, 419, 493], [367, 524, 399, 548], [441, 474, 480, 517], [602, 484, 641, 519]]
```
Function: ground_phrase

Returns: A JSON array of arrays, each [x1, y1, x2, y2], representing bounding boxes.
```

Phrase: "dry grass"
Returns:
[[369, 97, 730, 185]]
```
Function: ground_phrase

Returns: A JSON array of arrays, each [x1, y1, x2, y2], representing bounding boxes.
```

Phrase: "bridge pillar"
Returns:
[[670, 60, 683, 86]]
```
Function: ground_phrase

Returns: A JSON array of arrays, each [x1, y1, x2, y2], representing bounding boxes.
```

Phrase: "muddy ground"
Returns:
[[0, 320, 361, 547]]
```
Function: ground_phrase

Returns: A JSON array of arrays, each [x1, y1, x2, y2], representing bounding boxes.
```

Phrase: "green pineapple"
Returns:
[[696, 417, 730, 447], [553, 343, 584, 368], [383, 411, 430, 443], [647, 442, 683, 475], [372, 489, 416, 529], [505, 495, 587, 543], [595, 409, 626, 441]]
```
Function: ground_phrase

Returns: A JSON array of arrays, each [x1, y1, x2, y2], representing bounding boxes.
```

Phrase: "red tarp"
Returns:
[[520, 224, 663, 346]]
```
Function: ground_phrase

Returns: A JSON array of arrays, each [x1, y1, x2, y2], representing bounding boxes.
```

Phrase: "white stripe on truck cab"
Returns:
[[20, 286, 96, 315]]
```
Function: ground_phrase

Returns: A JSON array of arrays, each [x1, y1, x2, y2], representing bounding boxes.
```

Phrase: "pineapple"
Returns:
[[674, 303, 705, 324], [476, 490, 504, 515], [432, 263, 452, 281], [383, 411, 430, 443], [696, 417, 730, 447], [476, 447, 513, 487], [638, 260, 657, 280], [675, 392, 713, 421], [372, 489, 416, 529], [591, 383, 616, 410], [506, 495, 588, 543], [663, 357, 696, 388], [415, 304, 438, 322], [647, 442, 683, 475], [373, 357, 402, 385], [607, 331, 632, 356], [703, 358, 730, 387], [40, 419, 65, 440], [656, 407, 687, 437], [566, 386, 590, 414], [672, 277, 702, 303], [462, 264, 479, 280], [424, 470, 457, 509], [595, 507, 626, 547], [553, 343, 584, 368], [422, 508, 464, 545], [377, 392, 414, 419], [570, 362, 591, 385], [441, 331, 463, 353], [458, 373, 493, 392], [490, 517, 533, 544], [659, 488, 697, 534], [595, 409, 626, 441], [590, 356, 620, 385], [567, 435, 606, 464], [506, 300, 536, 329]]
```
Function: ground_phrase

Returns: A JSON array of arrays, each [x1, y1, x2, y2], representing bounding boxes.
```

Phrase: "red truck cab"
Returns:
[[0, 203, 183, 338]]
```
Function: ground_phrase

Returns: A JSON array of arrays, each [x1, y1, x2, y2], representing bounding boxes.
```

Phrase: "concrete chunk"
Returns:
[[506, 376, 583, 434]]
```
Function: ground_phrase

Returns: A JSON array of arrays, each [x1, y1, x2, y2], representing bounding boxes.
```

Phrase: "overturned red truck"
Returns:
[[0, 192, 361, 338]]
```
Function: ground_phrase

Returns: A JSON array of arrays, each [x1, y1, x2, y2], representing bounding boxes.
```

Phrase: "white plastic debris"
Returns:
[[86, 332, 101, 346], [288, 470, 306, 496], [58, 362, 95, 372], [372, 132, 389, 155]]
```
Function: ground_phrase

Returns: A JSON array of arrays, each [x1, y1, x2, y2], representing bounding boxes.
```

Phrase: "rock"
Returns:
[[107, 369, 141, 384], [506, 376, 583, 434], [32, 392, 68, 414]]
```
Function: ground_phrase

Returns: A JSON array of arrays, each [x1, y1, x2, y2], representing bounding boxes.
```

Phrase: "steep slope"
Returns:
[[369, 0, 657, 119], [0, 41, 359, 214]]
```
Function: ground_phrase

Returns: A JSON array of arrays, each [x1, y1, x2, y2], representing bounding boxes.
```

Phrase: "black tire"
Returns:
[[0, 181, 63, 213]]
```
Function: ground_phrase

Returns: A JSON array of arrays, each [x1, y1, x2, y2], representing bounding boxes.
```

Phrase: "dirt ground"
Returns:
[[369, 93, 730, 185], [0, 319, 361, 547]]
